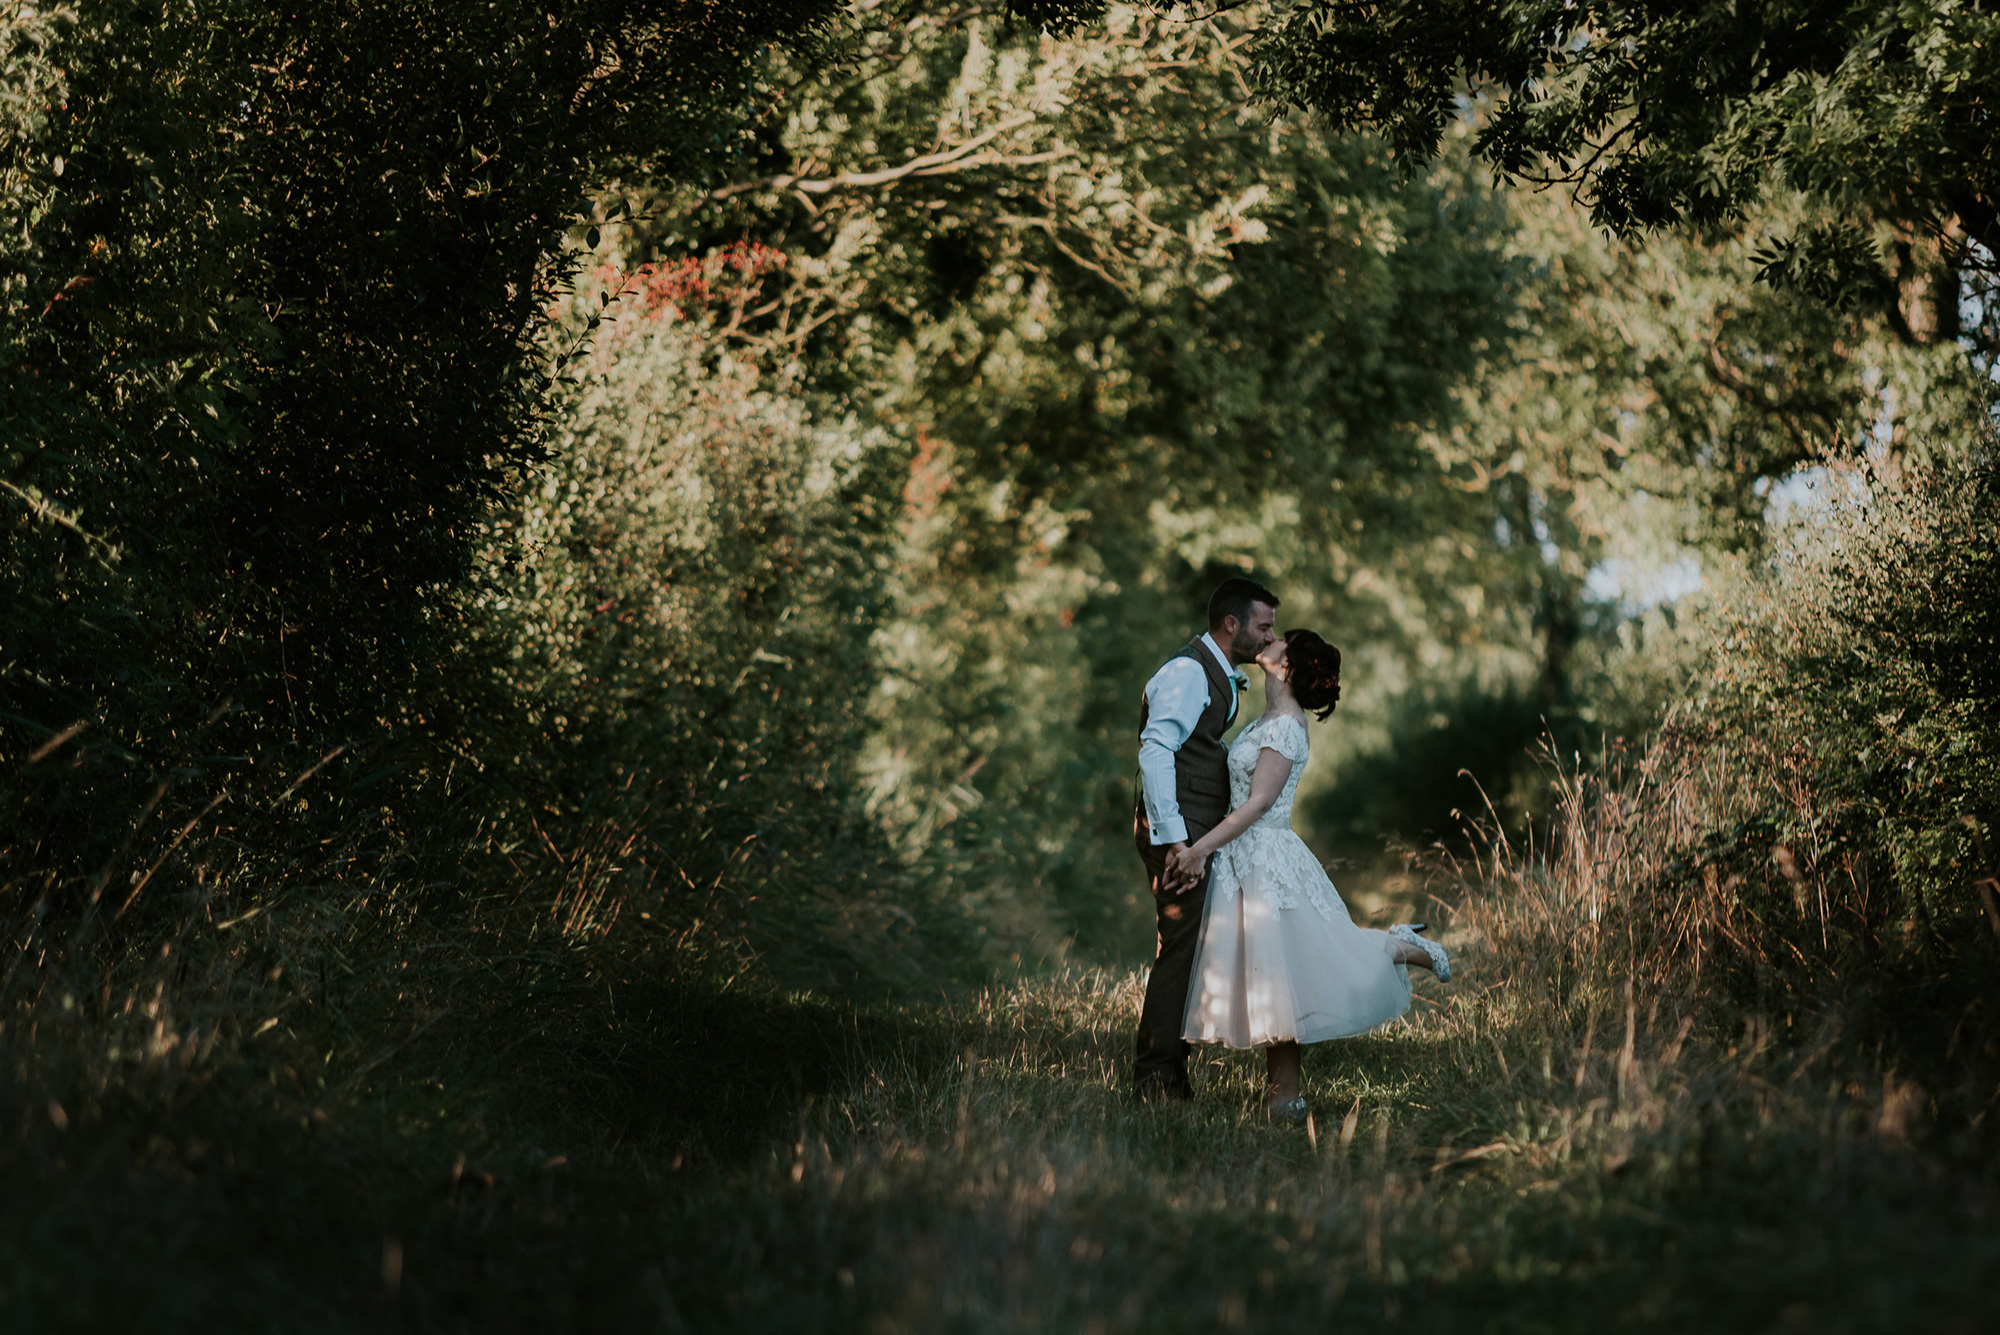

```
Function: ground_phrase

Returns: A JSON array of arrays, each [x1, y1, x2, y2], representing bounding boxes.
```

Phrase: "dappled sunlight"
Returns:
[[5, 0, 1997, 1327], [592, 953, 1988, 1329]]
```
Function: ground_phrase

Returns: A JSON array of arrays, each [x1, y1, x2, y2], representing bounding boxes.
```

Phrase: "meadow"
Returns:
[[6, 745, 1995, 1331], [5, 5, 1998, 1330]]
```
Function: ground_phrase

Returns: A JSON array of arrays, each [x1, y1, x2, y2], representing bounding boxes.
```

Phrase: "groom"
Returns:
[[1131, 576, 1278, 1102]]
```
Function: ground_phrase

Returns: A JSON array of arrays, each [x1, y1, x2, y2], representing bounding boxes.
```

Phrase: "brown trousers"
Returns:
[[1132, 808, 1214, 1097]]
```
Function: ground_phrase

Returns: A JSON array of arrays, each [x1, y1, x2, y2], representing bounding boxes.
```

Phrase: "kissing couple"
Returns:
[[1132, 577, 1451, 1120]]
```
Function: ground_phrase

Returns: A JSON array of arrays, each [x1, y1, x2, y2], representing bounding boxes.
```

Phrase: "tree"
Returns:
[[1247, 0, 2000, 351], [2, 0, 837, 922], [608, 3, 1655, 944]]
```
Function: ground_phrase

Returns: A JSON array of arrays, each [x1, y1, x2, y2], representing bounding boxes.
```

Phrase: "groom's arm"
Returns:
[[1137, 657, 1208, 848], [1165, 748, 1294, 887]]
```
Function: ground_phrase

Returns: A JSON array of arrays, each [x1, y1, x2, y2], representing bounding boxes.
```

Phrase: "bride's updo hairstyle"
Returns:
[[1283, 629, 1343, 721]]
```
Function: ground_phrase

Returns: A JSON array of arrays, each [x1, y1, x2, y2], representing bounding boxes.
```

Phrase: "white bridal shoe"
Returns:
[[1266, 1096, 1310, 1125], [1389, 923, 1451, 982]]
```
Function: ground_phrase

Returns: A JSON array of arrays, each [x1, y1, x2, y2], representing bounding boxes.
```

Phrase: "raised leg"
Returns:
[[1390, 939, 1435, 971]]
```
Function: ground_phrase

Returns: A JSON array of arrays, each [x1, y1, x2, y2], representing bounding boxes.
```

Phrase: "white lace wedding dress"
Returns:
[[1182, 711, 1412, 1048]]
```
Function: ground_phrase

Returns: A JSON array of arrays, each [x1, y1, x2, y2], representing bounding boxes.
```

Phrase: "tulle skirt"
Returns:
[[1182, 824, 1411, 1048]]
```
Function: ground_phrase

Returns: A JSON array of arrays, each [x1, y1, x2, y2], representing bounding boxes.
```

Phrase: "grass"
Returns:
[[5, 908, 1996, 1332], [7, 656, 1998, 1331]]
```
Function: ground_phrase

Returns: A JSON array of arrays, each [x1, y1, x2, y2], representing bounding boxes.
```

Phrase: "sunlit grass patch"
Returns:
[[3, 917, 1995, 1331], [623, 951, 1994, 1333], [5, 707, 1998, 1331]]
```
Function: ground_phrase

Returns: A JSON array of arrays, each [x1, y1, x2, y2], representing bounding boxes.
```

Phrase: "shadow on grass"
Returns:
[[0, 972, 915, 1332], [425, 975, 914, 1164], [4, 969, 1998, 1333]]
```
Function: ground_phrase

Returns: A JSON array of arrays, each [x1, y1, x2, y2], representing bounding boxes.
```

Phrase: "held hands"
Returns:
[[1162, 842, 1208, 895]]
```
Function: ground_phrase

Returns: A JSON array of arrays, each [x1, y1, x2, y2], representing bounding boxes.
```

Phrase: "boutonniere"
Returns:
[[1232, 672, 1249, 690]]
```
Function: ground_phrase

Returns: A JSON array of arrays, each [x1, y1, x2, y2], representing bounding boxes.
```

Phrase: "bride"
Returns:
[[1162, 629, 1450, 1121]]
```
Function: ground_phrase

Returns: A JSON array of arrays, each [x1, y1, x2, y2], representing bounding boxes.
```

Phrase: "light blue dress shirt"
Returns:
[[1137, 632, 1238, 845]]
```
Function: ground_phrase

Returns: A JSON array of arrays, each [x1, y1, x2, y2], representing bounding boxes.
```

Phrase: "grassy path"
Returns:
[[3, 966, 1993, 1331]]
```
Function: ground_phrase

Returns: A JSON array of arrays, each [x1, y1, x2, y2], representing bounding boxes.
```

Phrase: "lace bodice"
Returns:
[[1226, 711, 1310, 829], [1212, 711, 1341, 919]]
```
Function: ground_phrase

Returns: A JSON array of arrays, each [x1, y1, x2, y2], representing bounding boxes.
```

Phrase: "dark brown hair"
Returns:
[[1283, 628, 1342, 721], [1207, 576, 1279, 631]]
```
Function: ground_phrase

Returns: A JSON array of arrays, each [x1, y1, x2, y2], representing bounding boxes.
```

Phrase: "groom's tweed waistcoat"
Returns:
[[1139, 639, 1235, 836]]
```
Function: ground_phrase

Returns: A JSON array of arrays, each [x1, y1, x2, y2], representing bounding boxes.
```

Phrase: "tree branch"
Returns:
[[703, 113, 1062, 203]]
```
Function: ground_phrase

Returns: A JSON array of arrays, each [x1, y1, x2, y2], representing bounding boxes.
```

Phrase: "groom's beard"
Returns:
[[1229, 626, 1262, 663]]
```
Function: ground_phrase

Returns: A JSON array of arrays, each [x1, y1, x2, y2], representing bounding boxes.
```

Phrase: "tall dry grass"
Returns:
[[2, 723, 1993, 1328], [1445, 726, 1840, 1018], [6, 444, 1996, 1326], [621, 711, 1998, 1329]]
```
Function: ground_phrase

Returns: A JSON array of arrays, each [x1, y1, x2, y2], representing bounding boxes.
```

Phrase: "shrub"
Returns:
[[454, 275, 958, 986], [1445, 441, 2000, 1098], [2, 0, 838, 941]]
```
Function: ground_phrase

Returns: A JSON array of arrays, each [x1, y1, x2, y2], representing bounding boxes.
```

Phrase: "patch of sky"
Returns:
[[1528, 489, 1560, 565], [1757, 466, 1829, 524], [1581, 487, 1704, 614], [1585, 553, 1703, 614], [1757, 464, 1872, 528], [1960, 240, 1998, 387]]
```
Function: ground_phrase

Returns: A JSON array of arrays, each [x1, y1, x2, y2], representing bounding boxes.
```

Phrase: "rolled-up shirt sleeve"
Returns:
[[1137, 658, 1209, 845]]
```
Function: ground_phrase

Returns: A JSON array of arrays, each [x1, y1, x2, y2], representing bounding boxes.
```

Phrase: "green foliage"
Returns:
[[1007, 0, 1107, 35], [1251, 0, 2000, 349], [613, 5, 1600, 948], [2, 3, 1999, 1326], [478, 311, 895, 787], [1, 0, 839, 928], [571, 3, 1983, 951], [1483, 442, 2000, 1056], [1704, 448, 2000, 1004], [463, 293, 951, 983], [1307, 163, 1991, 849]]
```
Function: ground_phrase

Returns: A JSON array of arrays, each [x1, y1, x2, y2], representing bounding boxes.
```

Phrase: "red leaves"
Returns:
[[595, 241, 787, 322]]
